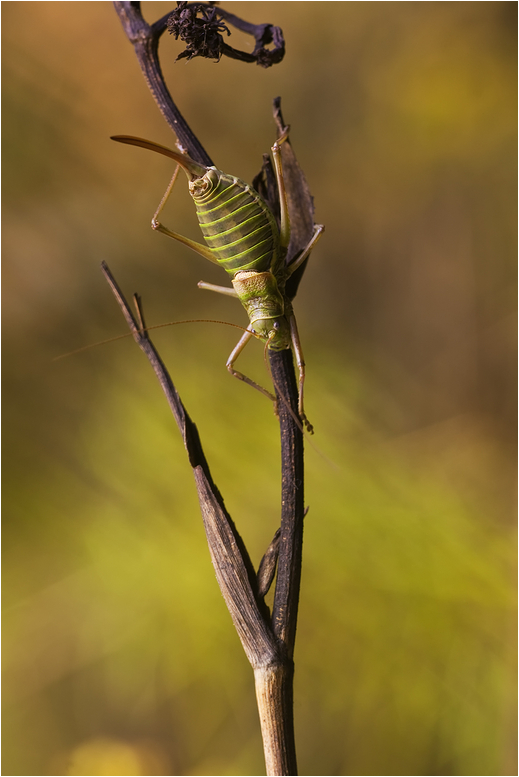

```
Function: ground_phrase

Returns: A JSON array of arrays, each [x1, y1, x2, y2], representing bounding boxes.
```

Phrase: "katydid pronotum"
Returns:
[[112, 130, 323, 432]]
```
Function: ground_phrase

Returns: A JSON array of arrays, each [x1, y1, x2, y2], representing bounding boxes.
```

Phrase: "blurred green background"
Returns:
[[3, 2, 516, 775]]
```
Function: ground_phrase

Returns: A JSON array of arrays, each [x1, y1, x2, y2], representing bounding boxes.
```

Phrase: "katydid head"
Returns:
[[251, 316, 291, 352], [111, 135, 207, 181]]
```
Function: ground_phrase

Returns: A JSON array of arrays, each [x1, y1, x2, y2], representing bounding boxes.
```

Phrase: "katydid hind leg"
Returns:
[[150, 165, 219, 266], [152, 163, 181, 226], [152, 220, 219, 266], [271, 130, 291, 250]]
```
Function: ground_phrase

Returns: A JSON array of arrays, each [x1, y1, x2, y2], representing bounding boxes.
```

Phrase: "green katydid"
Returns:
[[111, 130, 323, 433]]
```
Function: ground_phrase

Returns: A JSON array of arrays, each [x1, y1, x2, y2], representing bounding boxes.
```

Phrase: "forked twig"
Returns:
[[102, 261, 296, 773], [109, 3, 318, 773]]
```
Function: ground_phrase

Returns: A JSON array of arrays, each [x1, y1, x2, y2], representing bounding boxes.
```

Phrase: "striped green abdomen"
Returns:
[[191, 171, 280, 277]]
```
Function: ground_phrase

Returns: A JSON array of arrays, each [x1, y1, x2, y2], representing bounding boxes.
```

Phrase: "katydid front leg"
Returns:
[[226, 328, 278, 410]]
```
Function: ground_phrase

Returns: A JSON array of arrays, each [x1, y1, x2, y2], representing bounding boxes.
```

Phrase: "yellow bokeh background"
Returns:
[[3, 2, 516, 775]]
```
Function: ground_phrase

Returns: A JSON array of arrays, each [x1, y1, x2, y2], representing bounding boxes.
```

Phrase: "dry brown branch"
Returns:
[[107, 4, 321, 773]]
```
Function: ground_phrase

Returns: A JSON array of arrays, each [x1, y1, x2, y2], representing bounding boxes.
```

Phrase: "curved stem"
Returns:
[[113, 2, 213, 164], [111, 6, 308, 774]]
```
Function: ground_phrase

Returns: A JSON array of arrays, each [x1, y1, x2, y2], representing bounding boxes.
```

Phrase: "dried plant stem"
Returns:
[[109, 4, 318, 774], [255, 662, 297, 775]]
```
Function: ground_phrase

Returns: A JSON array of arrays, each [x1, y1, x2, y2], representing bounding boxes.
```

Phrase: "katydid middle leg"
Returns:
[[287, 224, 325, 278], [197, 281, 238, 297], [288, 313, 313, 434]]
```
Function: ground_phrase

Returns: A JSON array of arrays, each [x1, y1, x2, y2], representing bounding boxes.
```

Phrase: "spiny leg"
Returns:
[[271, 127, 325, 271], [202, 285, 280, 414], [227, 329, 277, 408], [271, 127, 324, 272], [271, 129, 319, 434], [271, 128, 291, 250], [288, 314, 314, 434], [152, 163, 181, 226], [286, 223, 325, 278]]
